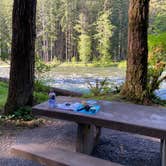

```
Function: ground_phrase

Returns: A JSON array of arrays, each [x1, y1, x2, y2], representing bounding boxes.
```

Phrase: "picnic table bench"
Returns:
[[12, 96, 166, 166], [12, 144, 122, 166]]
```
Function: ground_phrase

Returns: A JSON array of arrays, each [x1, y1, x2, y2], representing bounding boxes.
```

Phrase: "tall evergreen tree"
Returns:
[[0, 0, 12, 60], [4, 0, 37, 114], [76, 13, 91, 63], [0, 0, 164, 64], [95, 10, 114, 63]]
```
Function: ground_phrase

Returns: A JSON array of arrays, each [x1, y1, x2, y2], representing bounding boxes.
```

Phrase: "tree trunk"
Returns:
[[54, 24, 65, 61], [121, 0, 149, 101], [4, 0, 37, 114]]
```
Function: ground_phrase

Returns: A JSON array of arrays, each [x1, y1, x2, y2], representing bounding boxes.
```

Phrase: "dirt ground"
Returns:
[[0, 117, 161, 166]]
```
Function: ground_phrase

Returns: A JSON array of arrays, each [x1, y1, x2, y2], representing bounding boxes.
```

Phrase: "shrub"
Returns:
[[35, 56, 51, 79], [0, 81, 8, 110], [12, 106, 34, 121], [87, 78, 111, 96], [147, 33, 166, 99], [34, 92, 48, 103], [34, 80, 50, 93]]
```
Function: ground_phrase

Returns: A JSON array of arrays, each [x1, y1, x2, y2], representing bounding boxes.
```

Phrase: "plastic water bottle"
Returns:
[[48, 98, 56, 108], [48, 90, 56, 108]]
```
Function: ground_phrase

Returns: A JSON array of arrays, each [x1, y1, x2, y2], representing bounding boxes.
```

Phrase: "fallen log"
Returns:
[[52, 87, 82, 97], [0, 77, 83, 97]]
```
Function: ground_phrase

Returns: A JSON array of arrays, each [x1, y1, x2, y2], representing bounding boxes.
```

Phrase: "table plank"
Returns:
[[32, 96, 166, 139]]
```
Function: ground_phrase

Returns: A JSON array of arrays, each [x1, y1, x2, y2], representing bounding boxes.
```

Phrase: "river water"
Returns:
[[0, 66, 166, 100]]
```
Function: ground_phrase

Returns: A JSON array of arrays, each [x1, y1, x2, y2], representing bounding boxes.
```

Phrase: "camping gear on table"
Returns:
[[55, 100, 100, 115]]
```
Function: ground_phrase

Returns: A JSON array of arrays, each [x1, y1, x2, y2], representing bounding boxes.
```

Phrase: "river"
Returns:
[[0, 66, 166, 100]]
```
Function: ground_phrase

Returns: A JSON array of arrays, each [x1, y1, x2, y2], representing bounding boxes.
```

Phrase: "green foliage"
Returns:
[[87, 78, 111, 96], [34, 80, 50, 93], [0, 81, 8, 110], [0, 98, 34, 121], [35, 56, 51, 79], [75, 12, 92, 64], [34, 80, 49, 103], [74, 13, 89, 34], [149, 0, 166, 34], [152, 14, 166, 33], [78, 34, 91, 63], [1, 0, 165, 63], [48, 57, 61, 67], [12, 106, 34, 121], [0, 80, 48, 114], [117, 61, 127, 69], [71, 56, 77, 63], [148, 32, 166, 54], [34, 92, 48, 103], [92, 60, 118, 67], [95, 10, 114, 64], [114, 84, 124, 94], [151, 97, 166, 107], [147, 32, 166, 98], [0, 0, 12, 60], [59, 62, 94, 67], [147, 60, 166, 99]]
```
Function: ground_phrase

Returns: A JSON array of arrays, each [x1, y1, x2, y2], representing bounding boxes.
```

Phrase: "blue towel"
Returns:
[[75, 104, 100, 115]]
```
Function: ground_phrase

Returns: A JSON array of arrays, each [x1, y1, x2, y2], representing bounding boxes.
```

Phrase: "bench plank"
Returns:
[[11, 144, 122, 166]]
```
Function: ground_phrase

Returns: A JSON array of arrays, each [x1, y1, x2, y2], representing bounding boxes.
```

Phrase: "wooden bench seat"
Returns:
[[11, 144, 123, 166]]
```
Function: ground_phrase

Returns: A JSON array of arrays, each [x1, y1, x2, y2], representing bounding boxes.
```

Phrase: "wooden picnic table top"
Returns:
[[32, 96, 166, 139]]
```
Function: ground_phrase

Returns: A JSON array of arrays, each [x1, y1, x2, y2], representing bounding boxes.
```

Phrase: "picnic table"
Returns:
[[32, 96, 166, 166]]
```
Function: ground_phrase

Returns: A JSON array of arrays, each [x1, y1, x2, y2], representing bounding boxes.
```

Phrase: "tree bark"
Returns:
[[121, 0, 149, 101], [4, 0, 37, 114]]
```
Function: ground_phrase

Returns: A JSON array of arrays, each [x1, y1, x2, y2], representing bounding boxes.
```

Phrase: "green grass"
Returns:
[[59, 62, 97, 67], [34, 92, 48, 103], [58, 61, 127, 68], [58, 62, 119, 68], [34, 80, 49, 103], [34, 80, 50, 93], [0, 82, 8, 110], [117, 60, 127, 69], [83, 93, 125, 102], [0, 81, 48, 111]]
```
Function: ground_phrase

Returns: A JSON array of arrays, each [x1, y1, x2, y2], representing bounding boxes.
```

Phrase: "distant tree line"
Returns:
[[0, 0, 166, 63], [3, 0, 166, 114]]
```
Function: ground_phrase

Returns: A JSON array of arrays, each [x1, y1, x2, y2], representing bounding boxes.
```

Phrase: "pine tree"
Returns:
[[76, 13, 91, 63], [95, 10, 114, 64]]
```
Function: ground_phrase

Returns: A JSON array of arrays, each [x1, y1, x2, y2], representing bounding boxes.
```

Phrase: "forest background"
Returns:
[[0, 0, 166, 65]]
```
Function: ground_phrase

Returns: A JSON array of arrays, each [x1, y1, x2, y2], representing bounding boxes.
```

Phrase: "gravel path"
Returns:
[[0, 119, 161, 166]]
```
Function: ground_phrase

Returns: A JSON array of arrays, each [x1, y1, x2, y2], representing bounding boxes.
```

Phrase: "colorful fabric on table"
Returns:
[[56, 100, 100, 115], [75, 104, 100, 115]]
